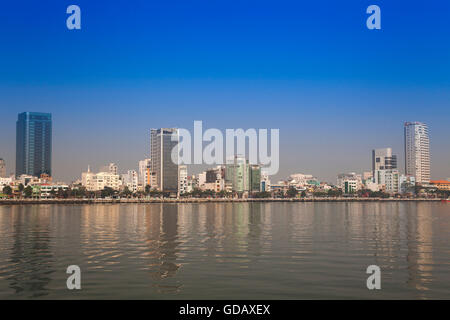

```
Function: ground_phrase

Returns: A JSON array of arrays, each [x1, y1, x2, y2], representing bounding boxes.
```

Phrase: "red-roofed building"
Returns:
[[430, 180, 450, 191]]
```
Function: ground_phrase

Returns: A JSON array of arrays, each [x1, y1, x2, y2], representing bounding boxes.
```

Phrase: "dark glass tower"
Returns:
[[16, 112, 52, 177], [150, 128, 178, 192]]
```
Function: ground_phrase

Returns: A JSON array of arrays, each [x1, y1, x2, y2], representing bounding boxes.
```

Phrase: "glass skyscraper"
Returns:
[[150, 128, 179, 192], [225, 156, 261, 193], [16, 112, 52, 177]]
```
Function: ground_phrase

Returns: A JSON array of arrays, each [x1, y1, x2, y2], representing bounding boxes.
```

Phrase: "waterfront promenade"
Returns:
[[0, 197, 444, 205]]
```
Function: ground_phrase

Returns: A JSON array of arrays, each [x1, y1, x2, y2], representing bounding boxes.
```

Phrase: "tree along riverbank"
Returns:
[[0, 197, 445, 205]]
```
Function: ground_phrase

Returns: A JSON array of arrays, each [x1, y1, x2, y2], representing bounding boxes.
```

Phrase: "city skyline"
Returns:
[[0, 111, 448, 184], [2, 0, 450, 304], [1, 2, 449, 182]]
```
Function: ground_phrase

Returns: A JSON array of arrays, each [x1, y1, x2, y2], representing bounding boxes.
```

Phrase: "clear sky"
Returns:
[[0, 0, 449, 183]]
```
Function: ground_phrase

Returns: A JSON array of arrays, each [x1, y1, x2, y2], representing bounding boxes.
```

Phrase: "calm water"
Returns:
[[0, 202, 449, 299]]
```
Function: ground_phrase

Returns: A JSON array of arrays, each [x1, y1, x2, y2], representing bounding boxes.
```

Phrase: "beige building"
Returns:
[[82, 166, 121, 191]]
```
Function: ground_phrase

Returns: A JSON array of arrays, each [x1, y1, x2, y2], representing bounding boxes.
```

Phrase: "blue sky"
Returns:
[[0, 0, 449, 182]]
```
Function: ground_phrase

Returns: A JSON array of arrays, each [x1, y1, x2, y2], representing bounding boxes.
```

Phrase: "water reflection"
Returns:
[[406, 203, 433, 295], [2, 206, 55, 298], [0, 202, 448, 299]]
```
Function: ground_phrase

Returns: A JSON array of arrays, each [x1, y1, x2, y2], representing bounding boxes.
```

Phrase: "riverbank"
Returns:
[[0, 197, 445, 205]]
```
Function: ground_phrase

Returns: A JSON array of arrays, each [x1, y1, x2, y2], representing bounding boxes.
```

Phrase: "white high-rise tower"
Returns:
[[404, 122, 430, 184]]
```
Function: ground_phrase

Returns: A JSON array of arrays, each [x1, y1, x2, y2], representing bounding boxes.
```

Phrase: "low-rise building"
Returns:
[[81, 167, 121, 191], [430, 180, 450, 191], [337, 173, 362, 194], [38, 184, 69, 198], [0, 176, 13, 189], [399, 175, 416, 194], [260, 172, 271, 192]]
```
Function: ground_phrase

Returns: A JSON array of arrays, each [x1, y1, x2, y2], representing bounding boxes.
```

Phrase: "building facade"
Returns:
[[399, 175, 416, 194], [337, 173, 362, 194], [225, 156, 249, 192], [0, 158, 5, 178], [430, 180, 450, 191], [150, 128, 179, 192], [178, 165, 188, 194], [100, 163, 118, 175], [16, 112, 52, 177], [122, 170, 138, 193], [375, 169, 400, 193], [404, 122, 430, 184], [225, 156, 261, 193], [81, 167, 121, 191], [372, 148, 397, 179], [260, 172, 271, 192], [138, 159, 152, 186]]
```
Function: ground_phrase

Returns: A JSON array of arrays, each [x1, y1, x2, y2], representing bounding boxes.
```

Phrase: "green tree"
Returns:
[[328, 189, 343, 197], [101, 186, 115, 198], [49, 188, 57, 198], [121, 186, 132, 197], [74, 186, 87, 198], [369, 191, 390, 198], [3, 185, 13, 196], [358, 189, 373, 197], [252, 191, 271, 198], [286, 187, 298, 198], [24, 186, 33, 198], [57, 187, 65, 198]]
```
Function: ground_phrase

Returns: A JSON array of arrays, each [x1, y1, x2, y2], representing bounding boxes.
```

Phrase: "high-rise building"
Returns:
[[138, 159, 152, 186], [404, 122, 430, 184], [225, 156, 261, 193], [178, 165, 188, 194], [16, 112, 52, 177], [0, 158, 6, 177], [150, 128, 179, 192], [372, 148, 397, 179], [249, 165, 261, 192], [225, 156, 248, 193]]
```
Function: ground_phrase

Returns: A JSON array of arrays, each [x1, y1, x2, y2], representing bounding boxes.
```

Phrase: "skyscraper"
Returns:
[[150, 128, 179, 192], [404, 122, 430, 184], [372, 147, 397, 179], [225, 155, 248, 193], [16, 112, 52, 177], [0, 158, 6, 177]]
